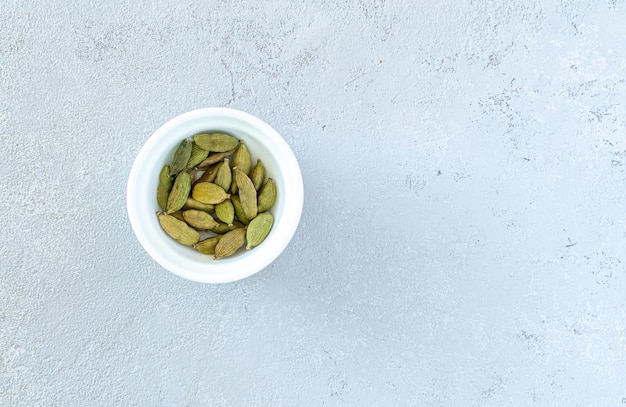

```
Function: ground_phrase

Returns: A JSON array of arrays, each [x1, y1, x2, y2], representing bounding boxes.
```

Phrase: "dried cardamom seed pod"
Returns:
[[182, 209, 220, 230], [229, 181, 237, 195], [185, 142, 210, 169], [169, 211, 185, 221], [214, 228, 246, 259], [230, 174, 238, 195], [183, 197, 215, 213], [193, 236, 222, 255], [157, 212, 200, 246], [166, 171, 191, 214], [192, 133, 239, 152], [249, 159, 265, 191], [214, 158, 232, 192], [231, 150, 256, 194], [232, 141, 252, 175], [215, 199, 235, 226], [196, 149, 236, 169], [246, 212, 273, 250], [171, 139, 192, 175], [231, 195, 250, 225], [192, 182, 230, 204], [194, 163, 220, 185], [210, 219, 244, 234], [234, 168, 257, 220], [257, 178, 276, 213], [157, 164, 173, 211]]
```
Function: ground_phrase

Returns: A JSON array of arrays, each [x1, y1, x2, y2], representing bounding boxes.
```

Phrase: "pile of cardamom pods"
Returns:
[[156, 133, 276, 259]]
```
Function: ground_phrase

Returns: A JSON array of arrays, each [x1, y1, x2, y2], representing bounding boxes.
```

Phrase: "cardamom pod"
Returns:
[[231, 142, 251, 195], [193, 236, 221, 255], [210, 219, 244, 234], [185, 142, 209, 169], [214, 228, 246, 259], [196, 149, 236, 169], [246, 212, 274, 250], [157, 212, 200, 246], [230, 179, 238, 195], [257, 178, 276, 213], [169, 211, 185, 221], [214, 158, 232, 192], [231, 195, 251, 225], [183, 197, 215, 213], [232, 141, 252, 175], [171, 139, 192, 175], [166, 171, 191, 214], [194, 163, 220, 185], [192, 182, 230, 204], [215, 199, 235, 226], [157, 164, 173, 211], [249, 159, 266, 191], [182, 209, 220, 230], [234, 168, 257, 220], [193, 133, 239, 152]]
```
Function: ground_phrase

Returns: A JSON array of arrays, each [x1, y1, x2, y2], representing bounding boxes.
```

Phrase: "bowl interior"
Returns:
[[127, 108, 302, 283]]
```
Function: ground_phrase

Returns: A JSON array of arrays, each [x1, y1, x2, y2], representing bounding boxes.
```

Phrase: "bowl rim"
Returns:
[[126, 107, 303, 283]]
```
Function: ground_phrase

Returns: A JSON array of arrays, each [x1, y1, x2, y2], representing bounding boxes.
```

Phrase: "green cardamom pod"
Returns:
[[169, 211, 185, 221], [185, 142, 210, 169], [232, 141, 252, 175], [215, 199, 235, 226], [196, 149, 236, 169], [210, 219, 244, 234], [171, 139, 192, 175], [183, 197, 215, 213], [166, 171, 191, 214], [157, 212, 200, 246], [214, 228, 246, 259], [182, 209, 220, 230], [257, 178, 276, 213], [249, 159, 266, 191], [192, 182, 230, 204], [194, 163, 220, 185], [214, 158, 232, 192], [230, 175, 238, 195], [193, 236, 222, 255], [192, 133, 239, 152], [234, 168, 257, 220], [157, 164, 173, 211], [231, 195, 250, 225], [246, 212, 274, 250]]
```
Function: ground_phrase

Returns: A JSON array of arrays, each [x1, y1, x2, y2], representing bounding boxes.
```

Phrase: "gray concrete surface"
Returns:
[[1, 0, 625, 405]]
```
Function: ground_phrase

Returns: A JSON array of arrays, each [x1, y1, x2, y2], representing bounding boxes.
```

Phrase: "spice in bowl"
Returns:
[[155, 132, 276, 259]]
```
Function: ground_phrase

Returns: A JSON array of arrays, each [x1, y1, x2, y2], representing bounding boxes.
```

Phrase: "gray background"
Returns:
[[1, 0, 625, 405]]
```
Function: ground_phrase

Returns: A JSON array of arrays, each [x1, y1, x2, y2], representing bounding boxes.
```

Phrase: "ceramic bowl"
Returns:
[[126, 108, 303, 283]]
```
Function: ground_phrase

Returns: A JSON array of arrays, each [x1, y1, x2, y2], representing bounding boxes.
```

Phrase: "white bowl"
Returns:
[[126, 108, 304, 283]]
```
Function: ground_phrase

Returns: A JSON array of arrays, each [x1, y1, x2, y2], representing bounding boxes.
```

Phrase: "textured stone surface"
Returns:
[[1, 0, 625, 405]]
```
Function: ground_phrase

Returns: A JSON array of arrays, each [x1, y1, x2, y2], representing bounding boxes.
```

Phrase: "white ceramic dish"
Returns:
[[126, 108, 303, 283]]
